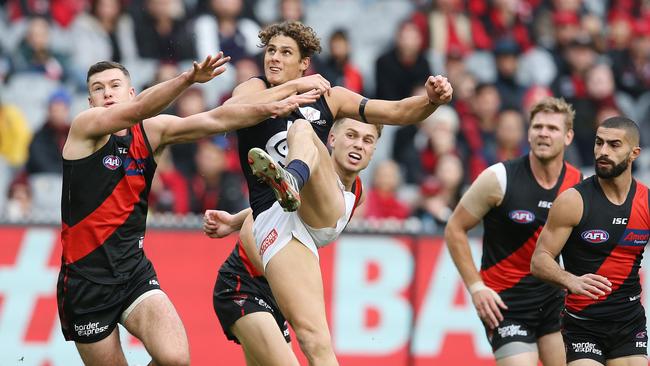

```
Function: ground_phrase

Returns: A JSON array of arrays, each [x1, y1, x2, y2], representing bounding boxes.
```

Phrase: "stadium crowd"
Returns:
[[0, 0, 649, 233]]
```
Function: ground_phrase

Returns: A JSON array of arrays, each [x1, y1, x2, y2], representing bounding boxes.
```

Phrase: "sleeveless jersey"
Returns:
[[236, 76, 335, 218], [60, 123, 156, 284], [222, 176, 363, 277], [563, 177, 650, 321], [481, 155, 582, 308]]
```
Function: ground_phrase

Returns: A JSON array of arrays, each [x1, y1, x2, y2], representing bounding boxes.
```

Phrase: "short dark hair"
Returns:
[[86, 61, 130, 84], [259, 21, 321, 58], [600, 116, 640, 146]]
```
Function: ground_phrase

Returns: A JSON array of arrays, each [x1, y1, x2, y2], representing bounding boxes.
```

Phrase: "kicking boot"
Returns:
[[248, 147, 301, 212]]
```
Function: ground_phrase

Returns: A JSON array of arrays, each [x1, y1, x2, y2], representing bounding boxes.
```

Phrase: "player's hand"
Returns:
[[203, 209, 240, 238], [188, 52, 231, 84], [567, 273, 612, 300], [290, 74, 331, 95], [469, 282, 508, 329], [425, 75, 453, 105], [271, 89, 320, 118]]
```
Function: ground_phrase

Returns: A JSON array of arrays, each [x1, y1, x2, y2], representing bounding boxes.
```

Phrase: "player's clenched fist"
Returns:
[[425, 75, 453, 105]]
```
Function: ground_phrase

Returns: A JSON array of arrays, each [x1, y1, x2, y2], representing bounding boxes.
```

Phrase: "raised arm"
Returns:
[[444, 168, 506, 329], [328, 75, 453, 126], [146, 90, 320, 150], [73, 53, 230, 139], [530, 188, 611, 299], [224, 74, 331, 105]]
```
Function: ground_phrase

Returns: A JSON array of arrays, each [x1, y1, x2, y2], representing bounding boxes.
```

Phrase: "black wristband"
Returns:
[[358, 97, 369, 124]]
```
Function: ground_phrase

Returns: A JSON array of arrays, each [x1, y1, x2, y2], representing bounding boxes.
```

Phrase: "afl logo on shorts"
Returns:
[[103, 155, 122, 170], [509, 210, 535, 224], [581, 229, 609, 243]]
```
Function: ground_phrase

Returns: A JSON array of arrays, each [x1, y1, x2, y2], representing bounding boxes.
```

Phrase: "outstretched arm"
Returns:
[[73, 53, 230, 139], [530, 189, 612, 299], [328, 75, 453, 126], [225, 74, 331, 105], [204, 208, 253, 238], [148, 90, 320, 150]]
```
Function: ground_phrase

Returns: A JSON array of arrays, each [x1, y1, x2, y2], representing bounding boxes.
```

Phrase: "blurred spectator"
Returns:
[[458, 83, 501, 181], [4, 179, 32, 221], [485, 108, 527, 165], [218, 56, 261, 104], [361, 159, 410, 220], [5, 0, 85, 28], [317, 28, 364, 94], [547, 11, 582, 70], [11, 16, 72, 82], [551, 35, 598, 101], [278, 0, 303, 22], [479, 0, 534, 52], [493, 37, 526, 110], [189, 138, 248, 214], [411, 0, 490, 56], [611, 19, 650, 100], [69, 0, 139, 75], [194, 0, 261, 62], [417, 153, 464, 228], [26, 88, 71, 174], [149, 149, 190, 214], [392, 104, 459, 185], [169, 87, 204, 178], [375, 20, 431, 100], [134, 0, 196, 62], [0, 97, 31, 168], [522, 84, 553, 116]]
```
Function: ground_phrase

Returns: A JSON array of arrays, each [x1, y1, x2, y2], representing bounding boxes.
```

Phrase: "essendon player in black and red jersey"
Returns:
[[445, 97, 581, 366], [203, 118, 377, 366], [532, 117, 648, 366], [57, 55, 318, 365]]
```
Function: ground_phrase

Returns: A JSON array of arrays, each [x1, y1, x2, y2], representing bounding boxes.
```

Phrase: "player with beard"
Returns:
[[445, 97, 582, 366], [532, 117, 648, 365]]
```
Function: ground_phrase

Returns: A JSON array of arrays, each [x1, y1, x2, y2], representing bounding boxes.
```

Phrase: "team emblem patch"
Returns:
[[298, 106, 321, 121], [102, 155, 122, 170], [509, 210, 535, 224], [581, 229, 609, 243]]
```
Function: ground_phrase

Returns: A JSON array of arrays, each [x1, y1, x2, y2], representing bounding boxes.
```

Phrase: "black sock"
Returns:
[[285, 159, 310, 190]]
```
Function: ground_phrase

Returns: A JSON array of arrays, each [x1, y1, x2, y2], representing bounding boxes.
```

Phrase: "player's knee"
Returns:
[[152, 349, 190, 366], [293, 323, 333, 359], [288, 119, 315, 140]]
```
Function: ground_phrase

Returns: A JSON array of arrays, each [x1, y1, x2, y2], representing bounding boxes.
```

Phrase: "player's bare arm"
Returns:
[[327, 75, 453, 125], [204, 208, 252, 239], [531, 188, 612, 299], [64, 53, 230, 160], [445, 169, 507, 329], [146, 91, 319, 153], [225, 74, 330, 105]]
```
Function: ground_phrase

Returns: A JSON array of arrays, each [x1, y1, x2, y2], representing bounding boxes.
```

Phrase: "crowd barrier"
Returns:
[[2, 225, 650, 365]]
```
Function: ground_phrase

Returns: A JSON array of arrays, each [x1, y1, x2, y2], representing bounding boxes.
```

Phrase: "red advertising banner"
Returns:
[[2, 227, 649, 365]]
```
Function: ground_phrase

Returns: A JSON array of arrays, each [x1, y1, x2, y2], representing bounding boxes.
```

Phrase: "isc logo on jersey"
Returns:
[[103, 155, 122, 170], [509, 210, 535, 224], [581, 229, 609, 243]]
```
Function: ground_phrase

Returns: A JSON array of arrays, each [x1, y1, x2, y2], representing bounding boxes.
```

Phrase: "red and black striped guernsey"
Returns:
[[480, 155, 582, 309], [563, 177, 650, 321], [61, 123, 157, 284]]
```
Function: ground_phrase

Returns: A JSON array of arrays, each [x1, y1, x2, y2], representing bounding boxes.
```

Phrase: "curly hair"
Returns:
[[258, 21, 322, 58]]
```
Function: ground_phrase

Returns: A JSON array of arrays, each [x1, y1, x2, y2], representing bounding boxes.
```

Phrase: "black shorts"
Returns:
[[213, 266, 290, 344], [56, 262, 161, 343], [562, 311, 647, 364], [487, 292, 564, 352]]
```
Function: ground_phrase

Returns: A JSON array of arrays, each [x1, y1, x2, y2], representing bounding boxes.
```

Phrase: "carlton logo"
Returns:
[[509, 210, 535, 224], [102, 155, 122, 170], [581, 230, 609, 243]]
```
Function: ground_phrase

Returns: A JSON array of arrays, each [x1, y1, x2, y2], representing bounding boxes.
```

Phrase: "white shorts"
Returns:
[[253, 180, 356, 270]]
